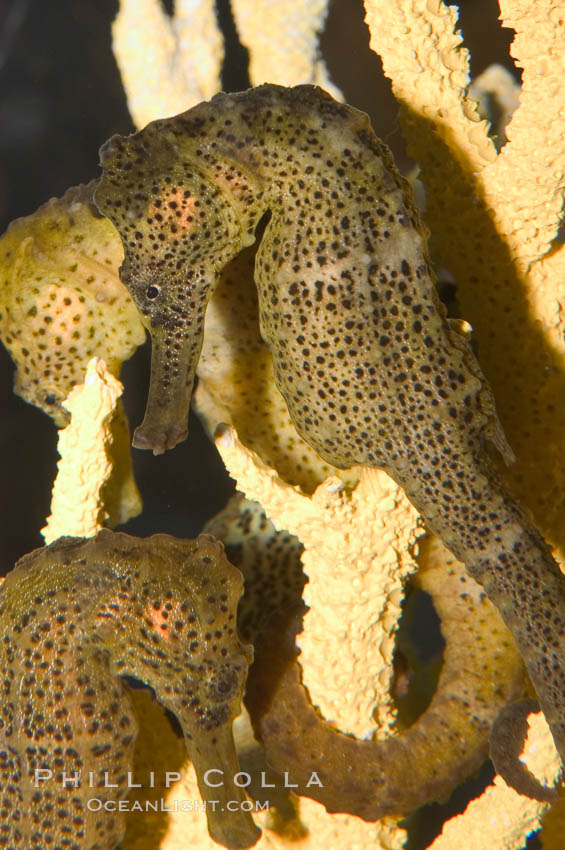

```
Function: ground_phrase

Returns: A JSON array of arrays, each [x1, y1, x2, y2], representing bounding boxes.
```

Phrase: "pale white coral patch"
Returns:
[[113, 0, 224, 129], [230, 0, 342, 99]]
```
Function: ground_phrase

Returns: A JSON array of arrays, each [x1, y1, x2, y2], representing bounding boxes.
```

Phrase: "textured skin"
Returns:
[[196, 243, 352, 493], [0, 183, 145, 426], [0, 530, 260, 850], [204, 493, 306, 643], [94, 85, 565, 783]]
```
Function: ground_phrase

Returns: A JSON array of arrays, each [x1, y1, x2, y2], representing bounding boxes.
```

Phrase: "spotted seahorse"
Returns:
[[94, 84, 565, 795], [0, 530, 260, 849]]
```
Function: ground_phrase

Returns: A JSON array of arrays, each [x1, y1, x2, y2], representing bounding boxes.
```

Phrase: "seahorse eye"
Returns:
[[146, 284, 161, 299]]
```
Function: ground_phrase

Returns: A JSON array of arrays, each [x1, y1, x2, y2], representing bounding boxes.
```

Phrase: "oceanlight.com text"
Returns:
[[86, 798, 270, 813]]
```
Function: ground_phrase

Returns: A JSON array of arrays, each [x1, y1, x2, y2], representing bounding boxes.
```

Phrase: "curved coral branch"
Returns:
[[213, 425, 528, 821], [481, 0, 565, 266], [215, 426, 421, 738], [245, 534, 527, 820]]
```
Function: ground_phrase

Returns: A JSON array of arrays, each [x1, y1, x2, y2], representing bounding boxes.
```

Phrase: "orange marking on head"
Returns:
[[149, 187, 197, 231], [144, 601, 174, 641]]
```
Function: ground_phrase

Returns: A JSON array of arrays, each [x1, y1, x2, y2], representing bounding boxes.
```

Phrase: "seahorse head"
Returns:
[[94, 113, 252, 453]]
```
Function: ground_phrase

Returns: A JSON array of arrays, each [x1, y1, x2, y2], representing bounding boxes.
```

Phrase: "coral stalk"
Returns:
[[230, 0, 342, 98], [215, 425, 421, 738], [481, 0, 565, 267], [42, 357, 141, 543], [112, 0, 224, 128], [363, 0, 496, 171]]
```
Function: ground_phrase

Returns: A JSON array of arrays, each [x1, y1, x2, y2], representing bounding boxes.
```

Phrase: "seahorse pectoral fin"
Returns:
[[133, 324, 198, 454], [188, 723, 261, 849]]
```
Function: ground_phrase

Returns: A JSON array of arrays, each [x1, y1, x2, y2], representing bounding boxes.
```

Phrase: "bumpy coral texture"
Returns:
[[214, 430, 528, 820], [0, 183, 145, 425], [112, 0, 224, 129], [364, 0, 565, 556], [94, 84, 565, 775], [230, 0, 341, 99], [41, 357, 142, 542], [0, 530, 259, 850]]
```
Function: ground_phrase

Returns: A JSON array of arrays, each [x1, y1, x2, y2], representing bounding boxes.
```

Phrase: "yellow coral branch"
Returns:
[[112, 0, 342, 134], [42, 357, 141, 543], [112, 0, 223, 129], [215, 424, 422, 738], [481, 0, 565, 266], [363, 0, 496, 171], [230, 0, 342, 99], [363, 0, 565, 269]]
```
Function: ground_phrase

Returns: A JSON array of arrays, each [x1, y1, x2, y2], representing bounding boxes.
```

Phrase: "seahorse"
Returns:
[[93, 84, 565, 798], [0, 530, 260, 849]]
